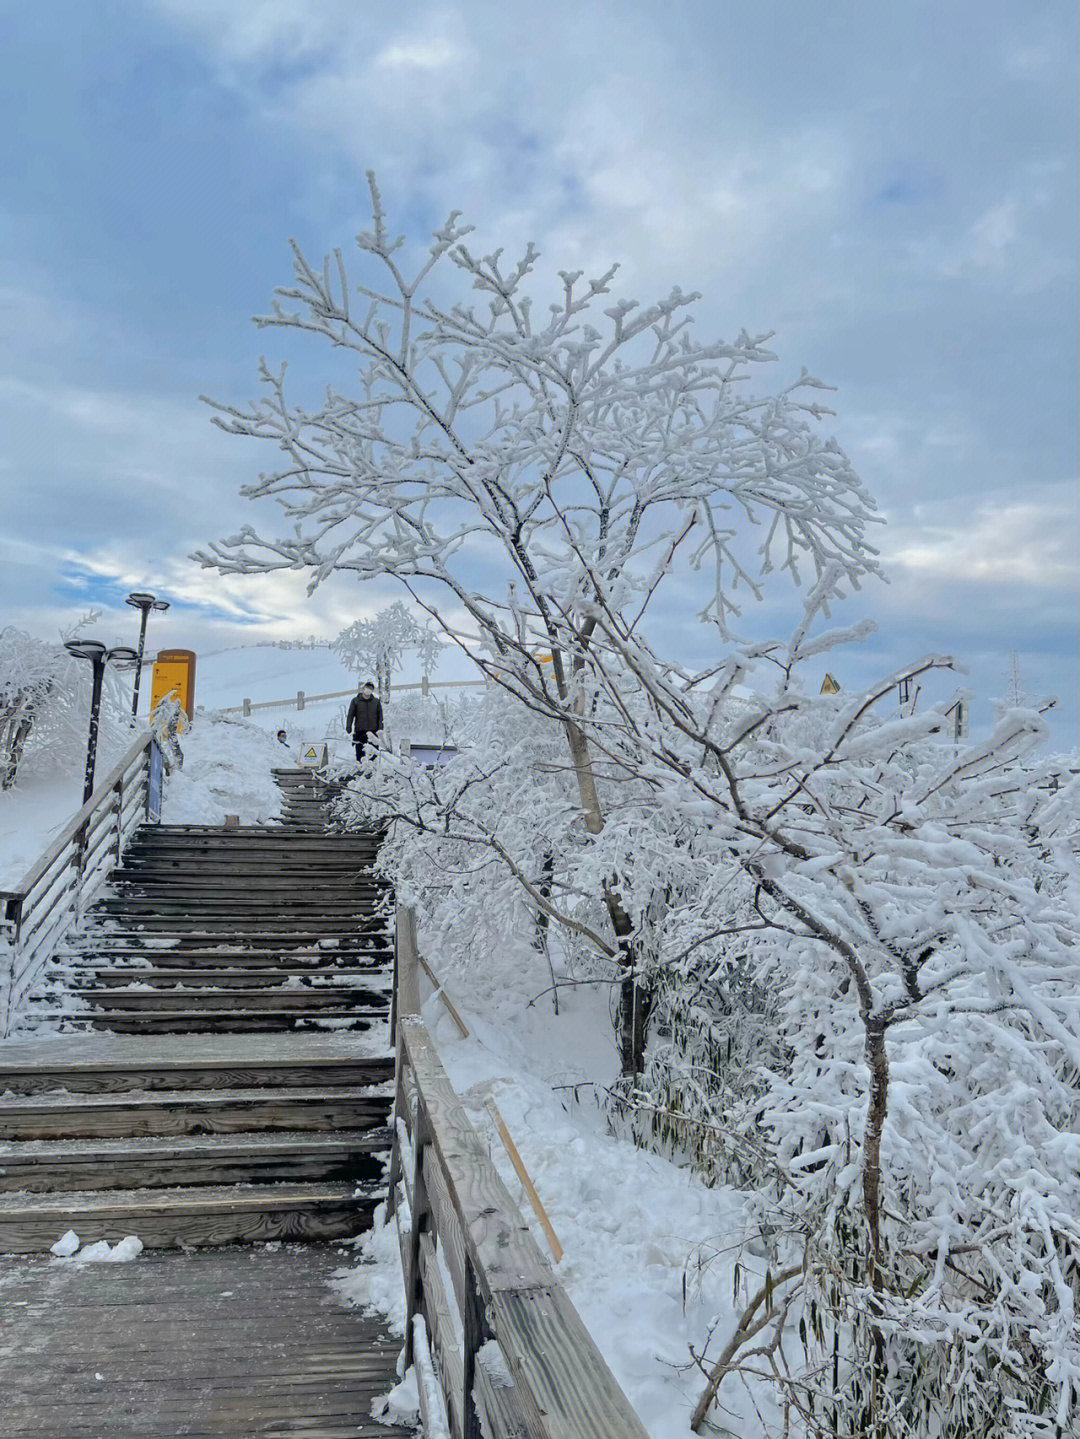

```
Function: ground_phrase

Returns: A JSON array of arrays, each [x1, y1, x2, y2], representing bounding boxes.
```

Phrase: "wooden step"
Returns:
[[0, 1086, 390, 1141], [130, 838, 378, 847], [0, 1181, 376, 1253], [0, 1129, 390, 1192], [82, 1009, 386, 1035], [0, 1035, 393, 1096], [111, 876, 384, 890], [74, 985, 389, 1011], [71, 967, 389, 988], [92, 908, 385, 923], [61, 948, 391, 968]]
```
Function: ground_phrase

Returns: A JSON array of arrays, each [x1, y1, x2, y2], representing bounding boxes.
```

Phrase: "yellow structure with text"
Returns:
[[151, 649, 197, 723]]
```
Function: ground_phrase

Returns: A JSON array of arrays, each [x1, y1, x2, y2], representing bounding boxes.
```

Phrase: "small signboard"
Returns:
[[299, 743, 329, 769], [820, 673, 841, 694], [409, 743, 459, 768]]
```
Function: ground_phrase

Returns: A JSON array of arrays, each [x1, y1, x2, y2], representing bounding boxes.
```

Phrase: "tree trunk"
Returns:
[[562, 715, 652, 1077], [862, 1018, 888, 1288], [862, 1016, 889, 1435]]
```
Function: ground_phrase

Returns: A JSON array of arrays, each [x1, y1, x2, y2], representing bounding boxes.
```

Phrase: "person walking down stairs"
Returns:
[[346, 681, 383, 764]]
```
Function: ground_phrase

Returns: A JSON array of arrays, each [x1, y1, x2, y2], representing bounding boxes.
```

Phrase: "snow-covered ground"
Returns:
[[159, 716, 284, 826], [0, 729, 132, 889]]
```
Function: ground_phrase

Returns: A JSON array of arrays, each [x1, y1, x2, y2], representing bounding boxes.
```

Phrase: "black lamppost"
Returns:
[[125, 592, 170, 717], [64, 642, 139, 804]]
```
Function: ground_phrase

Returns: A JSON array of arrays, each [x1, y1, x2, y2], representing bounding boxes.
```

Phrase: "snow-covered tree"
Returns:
[[544, 578, 1080, 1437], [333, 600, 443, 693], [195, 180, 1078, 1432], [0, 625, 132, 788], [196, 173, 880, 1074]]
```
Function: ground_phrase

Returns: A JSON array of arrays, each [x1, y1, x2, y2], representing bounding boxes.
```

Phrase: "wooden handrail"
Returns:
[[219, 678, 489, 717], [389, 905, 649, 1439], [0, 732, 153, 901], [1, 732, 162, 1035]]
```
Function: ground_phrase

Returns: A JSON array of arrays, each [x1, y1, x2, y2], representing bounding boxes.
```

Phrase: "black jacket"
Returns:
[[346, 694, 383, 737]]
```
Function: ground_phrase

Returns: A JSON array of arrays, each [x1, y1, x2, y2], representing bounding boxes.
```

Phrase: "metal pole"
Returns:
[[131, 606, 150, 716], [82, 654, 105, 805]]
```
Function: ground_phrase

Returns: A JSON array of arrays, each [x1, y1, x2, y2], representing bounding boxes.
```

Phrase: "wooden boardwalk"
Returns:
[[0, 1242, 412, 1438], [0, 774, 411, 1436]]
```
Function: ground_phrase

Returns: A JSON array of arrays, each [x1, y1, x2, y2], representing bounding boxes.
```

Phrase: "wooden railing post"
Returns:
[[461, 1256, 491, 1439], [402, 1105, 431, 1370], [114, 774, 125, 864]]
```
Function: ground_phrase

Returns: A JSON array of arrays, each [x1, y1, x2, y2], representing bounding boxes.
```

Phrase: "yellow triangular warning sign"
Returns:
[[820, 673, 841, 694], [304, 746, 318, 759]]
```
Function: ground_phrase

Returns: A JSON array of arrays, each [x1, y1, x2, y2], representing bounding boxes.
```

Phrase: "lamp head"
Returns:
[[64, 639, 107, 663], [107, 646, 140, 671], [125, 591, 157, 612], [151, 599, 170, 613]]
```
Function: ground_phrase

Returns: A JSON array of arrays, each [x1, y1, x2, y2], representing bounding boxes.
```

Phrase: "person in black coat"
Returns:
[[346, 681, 383, 762]]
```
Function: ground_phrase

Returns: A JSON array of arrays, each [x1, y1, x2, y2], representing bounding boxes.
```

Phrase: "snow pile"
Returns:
[[50, 1230, 144, 1262], [160, 714, 283, 825], [371, 1369, 420, 1429]]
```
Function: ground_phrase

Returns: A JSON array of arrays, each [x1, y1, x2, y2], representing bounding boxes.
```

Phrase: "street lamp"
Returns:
[[125, 592, 170, 717], [64, 642, 139, 804]]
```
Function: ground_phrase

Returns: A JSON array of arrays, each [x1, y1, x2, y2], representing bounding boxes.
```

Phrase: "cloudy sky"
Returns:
[[2, 1, 1076, 742]]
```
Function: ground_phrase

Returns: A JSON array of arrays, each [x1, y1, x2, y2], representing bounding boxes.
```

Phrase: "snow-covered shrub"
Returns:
[[0, 626, 133, 786]]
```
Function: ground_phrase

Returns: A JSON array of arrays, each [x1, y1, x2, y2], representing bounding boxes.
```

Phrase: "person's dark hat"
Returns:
[[360, 680, 375, 689]]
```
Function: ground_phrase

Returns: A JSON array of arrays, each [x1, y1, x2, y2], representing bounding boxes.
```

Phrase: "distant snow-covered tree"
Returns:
[[333, 600, 443, 693]]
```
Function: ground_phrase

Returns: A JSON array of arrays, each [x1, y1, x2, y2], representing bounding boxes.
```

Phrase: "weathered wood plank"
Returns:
[[0, 1032, 391, 1094], [402, 1018, 550, 1294], [419, 1227, 466, 1439], [0, 1180, 378, 1251], [0, 1245, 411, 1438], [400, 1015, 651, 1439], [0, 1087, 390, 1141]]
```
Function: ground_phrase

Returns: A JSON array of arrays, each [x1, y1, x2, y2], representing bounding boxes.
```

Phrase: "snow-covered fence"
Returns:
[[220, 678, 487, 718], [0, 732, 163, 1034], [387, 906, 649, 1439]]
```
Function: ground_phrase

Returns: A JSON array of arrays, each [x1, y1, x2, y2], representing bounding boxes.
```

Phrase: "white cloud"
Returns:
[[887, 495, 1077, 589], [967, 198, 1019, 272]]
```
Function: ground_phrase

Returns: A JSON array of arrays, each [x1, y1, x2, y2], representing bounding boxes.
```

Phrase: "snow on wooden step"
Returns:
[[0, 1181, 378, 1252]]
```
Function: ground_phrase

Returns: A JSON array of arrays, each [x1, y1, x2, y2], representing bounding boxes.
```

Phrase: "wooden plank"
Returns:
[[0, 1181, 378, 1252], [0, 1128, 390, 1192], [419, 1227, 466, 1439], [0, 1031, 392, 1085], [0, 1245, 413, 1438], [423, 1139, 469, 1314], [0, 1087, 390, 1140], [485, 1285, 651, 1439], [400, 1017, 650, 1439], [402, 1018, 550, 1295]]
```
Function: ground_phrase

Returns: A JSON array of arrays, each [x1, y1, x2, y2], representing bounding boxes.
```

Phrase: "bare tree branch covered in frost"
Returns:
[[199, 179, 1079, 1436]]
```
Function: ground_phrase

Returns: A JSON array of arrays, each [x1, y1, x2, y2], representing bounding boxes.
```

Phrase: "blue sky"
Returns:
[[1, 1, 1076, 742]]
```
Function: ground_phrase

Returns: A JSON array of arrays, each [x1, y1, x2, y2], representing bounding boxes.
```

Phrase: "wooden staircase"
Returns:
[[273, 766, 350, 828], [0, 800, 395, 1255]]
